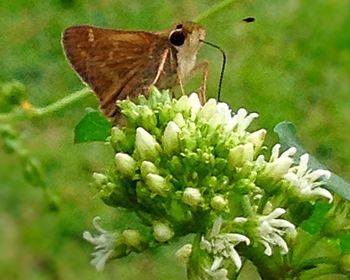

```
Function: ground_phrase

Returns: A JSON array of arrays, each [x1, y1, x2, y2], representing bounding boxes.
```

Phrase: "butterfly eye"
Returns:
[[169, 30, 186, 46]]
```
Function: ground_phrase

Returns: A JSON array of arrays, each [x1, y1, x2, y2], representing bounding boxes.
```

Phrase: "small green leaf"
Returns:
[[74, 110, 111, 143], [274, 121, 350, 201], [300, 202, 331, 234]]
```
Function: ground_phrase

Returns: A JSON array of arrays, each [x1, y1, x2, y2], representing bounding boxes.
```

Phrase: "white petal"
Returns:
[[225, 233, 250, 245], [261, 240, 272, 256], [265, 208, 286, 219], [297, 154, 309, 176], [269, 219, 295, 230], [198, 98, 217, 120], [265, 157, 293, 178], [247, 129, 266, 149], [92, 216, 106, 233], [280, 147, 297, 158], [211, 256, 223, 271], [305, 187, 333, 202], [189, 93, 201, 118], [284, 172, 299, 185], [91, 249, 113, 271], [216, 102, 232, 121], [233, 217, 248, 223], [200, 237, 212, 252], [173, 113, 186, 128], [225, 116, 239, 131], [271, 233, 289, 254], [83, 231, 94, 243], [174, 95, 190, 112], [270, 144, 281, 161], [240, 112, 259, 131], [229, 246, 243, 271], [307, 169, 331, 181], [211, 216, 223, 236]]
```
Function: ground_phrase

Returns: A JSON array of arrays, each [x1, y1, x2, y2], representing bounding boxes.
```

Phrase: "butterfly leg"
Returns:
[[177, 75, 185, 96], [191, 60, 208, 104], [150, 48, 169, 87]]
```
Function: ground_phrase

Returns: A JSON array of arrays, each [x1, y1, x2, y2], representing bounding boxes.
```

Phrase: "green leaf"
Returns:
[[274, 121, 350, 201], [300, 202, 331, 234], [74, 109, 111, 143]]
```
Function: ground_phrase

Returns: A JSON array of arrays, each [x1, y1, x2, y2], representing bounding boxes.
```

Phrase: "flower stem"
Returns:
[[34, 87, 92, 117], [0, 87, 92, 122], [194, 0, 236, 23]]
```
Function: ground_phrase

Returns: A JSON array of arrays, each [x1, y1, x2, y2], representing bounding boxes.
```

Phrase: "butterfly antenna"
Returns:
[[201, 40, 226, 101]]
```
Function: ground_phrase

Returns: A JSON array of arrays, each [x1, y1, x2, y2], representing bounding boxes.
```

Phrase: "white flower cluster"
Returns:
[[86, 89, 332, 274]]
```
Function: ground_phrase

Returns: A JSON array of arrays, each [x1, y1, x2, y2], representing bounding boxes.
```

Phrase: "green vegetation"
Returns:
[[0, 1, 349, 279]]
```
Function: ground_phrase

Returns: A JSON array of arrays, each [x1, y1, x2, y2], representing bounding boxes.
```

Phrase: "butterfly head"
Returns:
[[167, 21, 205, 80], [168, 21, 205, 53]]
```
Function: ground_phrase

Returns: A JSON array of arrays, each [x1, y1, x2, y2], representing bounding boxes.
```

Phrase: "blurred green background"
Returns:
[[0, 0, 349, 279]]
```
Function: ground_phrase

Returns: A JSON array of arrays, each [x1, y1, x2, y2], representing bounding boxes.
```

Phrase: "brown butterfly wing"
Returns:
[[62, 25, 171, 117]]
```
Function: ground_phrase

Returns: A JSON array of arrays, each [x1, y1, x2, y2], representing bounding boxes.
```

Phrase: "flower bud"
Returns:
[[135, 127, 160, 161], [140, 161, 159, 178], [188, 93, 201, 120], [122, 229, 142, 249], [228, 145, 244, 168], [162, 121, 180, 155], [172, 113, 186, 128], [115, 153, 136, 177], [228, 143, 254, 168], [145, 173, 170, 196], [110, 127, 126, 145], [153, 222, 174, 242], [117, 100, 140, 121], [182, 187, 202, 207], [208, 102, 232, 129], [265, 157, 293, 178], [237, 109, 259, 132], [210, 195, 228, 211], [175, 244, 192, 264], [92, 172, 108, 185], [174, 95, 190, 113], [197, 98, 217, 120], [247, 129, 266, 150], [139, 106, 157, 129]]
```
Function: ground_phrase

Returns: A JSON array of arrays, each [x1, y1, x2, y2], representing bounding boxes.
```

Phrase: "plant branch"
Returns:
[[194, 0, 236, 23], [0, 87, 92, 122]]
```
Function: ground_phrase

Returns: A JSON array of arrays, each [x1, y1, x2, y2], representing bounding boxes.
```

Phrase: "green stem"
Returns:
[[34, 87, 91, 117], [0, 87, 92, 122], [241, 195, 254, 217], [194, 0, 236, 23]]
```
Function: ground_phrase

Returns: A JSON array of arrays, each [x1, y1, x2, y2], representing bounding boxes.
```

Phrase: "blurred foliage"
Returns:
[[0, 0, 349, 279]]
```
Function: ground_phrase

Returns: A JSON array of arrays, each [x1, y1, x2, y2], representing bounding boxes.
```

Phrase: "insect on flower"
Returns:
[[62, 21, 225, 121]]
